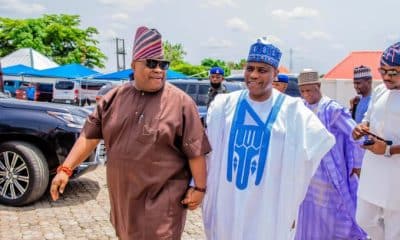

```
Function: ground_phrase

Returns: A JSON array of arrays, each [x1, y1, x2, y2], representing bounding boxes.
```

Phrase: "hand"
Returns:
[[361, 137, 386, 155], [352, 124, 369, 140], [181, 187, 205, 210], [351, 168, 361, 178], [50, 172, 70, 201]]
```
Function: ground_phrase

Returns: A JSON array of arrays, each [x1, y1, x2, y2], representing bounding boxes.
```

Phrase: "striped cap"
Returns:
[[132, 26, 164, 61], [381, 42, 400, 67], [298, 69, 320, 86], [354, 65, 372, 80]]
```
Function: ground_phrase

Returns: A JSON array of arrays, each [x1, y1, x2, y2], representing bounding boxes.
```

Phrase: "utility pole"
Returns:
[[289, 48, 293, 73], [115, 38, 126, 71]]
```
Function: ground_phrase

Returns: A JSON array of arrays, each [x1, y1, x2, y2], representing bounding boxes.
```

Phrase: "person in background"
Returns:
[[350, 65, 373, 123], [272, 73, 289, 93], [207, 66, 226, 108], [353, 42, 400, 240], [296, 69, 367, 239], [50, 26, 211, 240], [203, 37, 335, 240]]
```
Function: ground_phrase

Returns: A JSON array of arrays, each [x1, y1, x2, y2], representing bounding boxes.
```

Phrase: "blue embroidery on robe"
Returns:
[[227, 91, 285, 190]]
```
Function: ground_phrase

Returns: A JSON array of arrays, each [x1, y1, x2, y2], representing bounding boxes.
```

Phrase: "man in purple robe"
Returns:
[[295, 69, 367, 239]]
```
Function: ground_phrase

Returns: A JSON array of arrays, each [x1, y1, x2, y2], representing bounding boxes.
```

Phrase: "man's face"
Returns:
[[299, 84, 321, 104], [379, 65, 400, 90], [353, 78, 372, 95], [244, 62, 278, 101], [131, 58, 167, 92], [272, 81, 288, 93], [209, 74, 224, 84]]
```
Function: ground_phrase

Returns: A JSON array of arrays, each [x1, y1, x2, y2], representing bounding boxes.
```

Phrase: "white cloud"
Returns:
[[111, 13, 130, 21], [98, 0, 154, 9], [225, 18, 249, 32], [99, 29, 118, 41], [271, 7, 319, 20], [0, 0, 45, 14], [201, 37, 233, 49], [201, 0, 237, 7], [300, 31, 331, 40]]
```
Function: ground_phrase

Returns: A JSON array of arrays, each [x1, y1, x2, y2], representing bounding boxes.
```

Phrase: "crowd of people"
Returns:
[[50, 25, 400, 240]]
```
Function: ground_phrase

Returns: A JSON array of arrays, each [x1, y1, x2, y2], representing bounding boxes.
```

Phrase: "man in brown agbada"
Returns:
[[50, 26, 211, 240]]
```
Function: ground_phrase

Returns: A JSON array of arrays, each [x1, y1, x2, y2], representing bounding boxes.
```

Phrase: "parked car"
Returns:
[[0, 94, 100, 206], [225, 73, 301, 97], [168, 79, 246, 124], [15, 84, 30, 100], [53, 79, 110, 106], [3, 80, 29, 97], [26, 83, 53, 102]]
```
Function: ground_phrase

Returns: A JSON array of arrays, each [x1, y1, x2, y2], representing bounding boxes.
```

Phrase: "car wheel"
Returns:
[[0, 141, 49, 206]]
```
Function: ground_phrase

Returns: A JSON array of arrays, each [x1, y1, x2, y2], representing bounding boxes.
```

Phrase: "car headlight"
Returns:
[[47, 111, 85, 128]]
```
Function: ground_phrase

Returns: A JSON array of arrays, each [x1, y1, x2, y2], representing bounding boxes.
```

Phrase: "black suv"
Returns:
[[168, 79, 245, 123], [0, 92, 100, 206]]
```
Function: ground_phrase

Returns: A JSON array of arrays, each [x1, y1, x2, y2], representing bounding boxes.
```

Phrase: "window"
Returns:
[[187, 84, 197, 94], [55, 81, 75, 90], [4, 80, 15, 87], [172, 83, 187, 91], [38, 84, 53, 92], [80, 81, 106, 90]]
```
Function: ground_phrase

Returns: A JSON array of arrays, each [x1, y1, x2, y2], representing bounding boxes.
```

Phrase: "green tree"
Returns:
[[200, 58, 231, 76], [0, 14, 106, 68], [163, 41, 186, 67]]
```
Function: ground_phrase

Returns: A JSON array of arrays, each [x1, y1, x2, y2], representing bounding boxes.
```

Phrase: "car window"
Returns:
[[38, 84, 53, 92], [55, 81, 75, 90], [198, 85, 209, 95], [171, 83, 187, 91], [187, 84, 197, 94], [81, 81, 106, 90], [4, 80, 15, 86]]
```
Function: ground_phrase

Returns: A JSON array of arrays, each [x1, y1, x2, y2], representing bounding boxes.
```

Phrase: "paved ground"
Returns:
[[0, 166, 205, 240]]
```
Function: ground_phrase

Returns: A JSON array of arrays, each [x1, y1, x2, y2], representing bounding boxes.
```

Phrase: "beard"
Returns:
[[211, 82, 222, 89]]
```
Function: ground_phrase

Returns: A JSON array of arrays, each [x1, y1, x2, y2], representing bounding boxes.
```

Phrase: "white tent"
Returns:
[[0, 48, 59, 70]]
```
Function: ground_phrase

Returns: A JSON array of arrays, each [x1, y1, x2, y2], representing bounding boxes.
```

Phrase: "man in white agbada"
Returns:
[[203, 37, 336, 240]]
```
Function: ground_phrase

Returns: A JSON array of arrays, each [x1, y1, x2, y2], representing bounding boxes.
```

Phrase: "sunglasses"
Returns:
[[378, 68, 400, 77], [138, 59, 170, 70]]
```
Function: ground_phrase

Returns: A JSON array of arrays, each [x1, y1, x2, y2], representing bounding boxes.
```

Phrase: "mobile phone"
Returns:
[[363, 139, 375, 146]]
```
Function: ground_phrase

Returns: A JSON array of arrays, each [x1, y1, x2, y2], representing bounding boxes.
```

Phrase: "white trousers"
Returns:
[[357, 198, 400, 240]]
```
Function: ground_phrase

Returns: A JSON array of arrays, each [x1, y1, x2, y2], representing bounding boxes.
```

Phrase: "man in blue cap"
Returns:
[[350, 65, 373, 123], [207, 66, 226, 107], [353, 42, 400, 240], [203, 37, 335, 239], [272, 73, 289, 93]]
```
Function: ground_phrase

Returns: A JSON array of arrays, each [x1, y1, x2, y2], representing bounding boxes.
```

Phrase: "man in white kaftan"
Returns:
[[353, 42, 400, 240], [202, 37, 336, 240]]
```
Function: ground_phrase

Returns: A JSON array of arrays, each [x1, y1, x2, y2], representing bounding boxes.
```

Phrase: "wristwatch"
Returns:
[[384, 142, 392, 157]]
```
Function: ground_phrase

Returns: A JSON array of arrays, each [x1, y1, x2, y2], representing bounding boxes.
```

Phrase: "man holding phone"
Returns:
[[352, 41, 400, 240]]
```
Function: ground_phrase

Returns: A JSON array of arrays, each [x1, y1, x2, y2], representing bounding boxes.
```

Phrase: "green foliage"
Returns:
[[171, 62, 208, 78], [163, 41, 186, 67], [200, 58, 231, 76], [0, 14, 106, 68]]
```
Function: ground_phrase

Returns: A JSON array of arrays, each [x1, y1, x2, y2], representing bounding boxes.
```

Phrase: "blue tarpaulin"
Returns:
[[94, 69, 188, 80], [32, 63, 100, 78], [2, 64, 41, 76]]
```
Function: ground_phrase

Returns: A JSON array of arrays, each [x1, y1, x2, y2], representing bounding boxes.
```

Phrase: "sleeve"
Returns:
[[333, 108, 364, 168], [81, 86, 120, 139], [180, 97, 211, 159], [298, 103, 336, 173]]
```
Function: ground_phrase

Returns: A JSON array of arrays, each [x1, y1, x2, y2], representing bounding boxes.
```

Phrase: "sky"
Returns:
[[1, 0, 399, 74]]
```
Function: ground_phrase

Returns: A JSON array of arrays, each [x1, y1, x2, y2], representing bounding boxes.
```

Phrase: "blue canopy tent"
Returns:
[[31, 63, 100, 78], [94, 69, 188, 80], [2, 64, 41, 76]]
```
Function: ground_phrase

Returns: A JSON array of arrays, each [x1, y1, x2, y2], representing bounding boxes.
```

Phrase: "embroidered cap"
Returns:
[[381, 42, 400, 67], [209, 66, 224, 76], [132, 26, 164, 61], [354, 65, 372, 80], [247, 37, 282, 68], [298, 69, 320, 86], [274, 74, 289, 83]]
